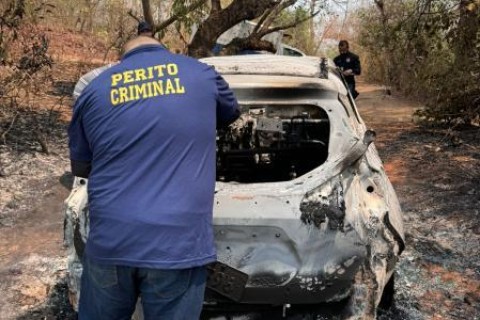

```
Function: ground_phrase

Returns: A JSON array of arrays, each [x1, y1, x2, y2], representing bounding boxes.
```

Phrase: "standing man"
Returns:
[[69, 34, 239, 319], [334, 40, 361, 99]]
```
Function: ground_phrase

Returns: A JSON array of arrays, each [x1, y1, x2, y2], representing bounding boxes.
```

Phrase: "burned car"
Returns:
[[64, 55, 404, 318]]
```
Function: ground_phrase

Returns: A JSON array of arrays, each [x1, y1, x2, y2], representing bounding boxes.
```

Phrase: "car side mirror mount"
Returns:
[[363, 129, 376, 145]]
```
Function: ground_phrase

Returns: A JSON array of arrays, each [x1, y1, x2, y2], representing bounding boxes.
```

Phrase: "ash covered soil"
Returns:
[[0, 78, 479, 319], [357, 85, 480, 320]]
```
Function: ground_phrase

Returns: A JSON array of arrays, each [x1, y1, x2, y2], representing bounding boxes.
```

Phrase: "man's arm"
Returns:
[[71, 160, 91, 178], [71, 64, 117, 177], [333, 55, 341, 68], [352, 53, 361, 76], [68, 92, 93, 178], [215, 72, 240, 128]]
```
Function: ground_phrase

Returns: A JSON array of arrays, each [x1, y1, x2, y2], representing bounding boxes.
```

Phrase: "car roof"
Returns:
[[201, 55, 346, 95]]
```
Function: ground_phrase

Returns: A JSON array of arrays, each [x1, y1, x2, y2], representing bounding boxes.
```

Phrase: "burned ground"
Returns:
[[0, 69, 479, 320], [359, 85, 480, 320]]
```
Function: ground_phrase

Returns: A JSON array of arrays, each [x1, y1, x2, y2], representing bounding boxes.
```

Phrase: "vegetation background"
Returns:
[[1, 0, 479, 134]]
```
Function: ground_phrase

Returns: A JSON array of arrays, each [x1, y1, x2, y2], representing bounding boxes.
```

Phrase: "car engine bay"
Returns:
[[216, 104, 330, 182]]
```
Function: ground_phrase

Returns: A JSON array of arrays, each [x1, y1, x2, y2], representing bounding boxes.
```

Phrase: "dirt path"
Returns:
[[0, 81, 478, 319]]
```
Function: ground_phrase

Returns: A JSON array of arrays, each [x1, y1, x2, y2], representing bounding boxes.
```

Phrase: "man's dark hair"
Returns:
[[138, 21, 153, 35], [339, 40, 349, 47]]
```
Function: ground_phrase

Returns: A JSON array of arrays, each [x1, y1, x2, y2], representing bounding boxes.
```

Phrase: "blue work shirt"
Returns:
[[68, 44, 239, 269]]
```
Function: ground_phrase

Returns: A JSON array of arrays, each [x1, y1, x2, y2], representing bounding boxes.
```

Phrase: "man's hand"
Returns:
[[343, 69, 354, 76]]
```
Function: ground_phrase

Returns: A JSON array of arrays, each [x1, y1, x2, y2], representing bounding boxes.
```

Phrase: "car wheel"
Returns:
[[341, 265, 377, 319], [73, 222, 85, 258]]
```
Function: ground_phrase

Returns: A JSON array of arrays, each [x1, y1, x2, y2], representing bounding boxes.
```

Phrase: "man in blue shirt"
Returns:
[[69, 34, 239, 319], [334, 40, 361, 99]]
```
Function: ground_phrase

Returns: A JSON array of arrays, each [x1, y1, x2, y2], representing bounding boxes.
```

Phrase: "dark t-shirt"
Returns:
[[333, 51, 361, 84], [68, 45, 239, 268]]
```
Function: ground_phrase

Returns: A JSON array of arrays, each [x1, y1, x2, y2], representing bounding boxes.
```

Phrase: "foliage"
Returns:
[[100, 0, 138, 59], [358, 0, 480, 126], [136, 0, 326, 57], [0, 0, 57, 154], [9, 0, 328, 57], [277, 6, 311, 52]]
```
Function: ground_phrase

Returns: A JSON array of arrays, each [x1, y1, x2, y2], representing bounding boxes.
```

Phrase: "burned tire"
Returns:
[[73, 222, 85, 258], [341, 265, 377, 319], [378, 275, 395, 310]]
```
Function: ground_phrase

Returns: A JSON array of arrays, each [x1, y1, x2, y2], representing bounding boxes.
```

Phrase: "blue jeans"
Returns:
[[78, 256, 207, 320]]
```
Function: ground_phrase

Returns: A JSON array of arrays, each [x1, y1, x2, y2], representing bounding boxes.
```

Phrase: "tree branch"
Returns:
[[211, 0, 221, 14], [142, 0, 154, 27], [257, 0, 297, 34], [127, 9, 141, 23], [257, 9, 321, 38], [1, 112, 18, 144], [155, 0, 209, 33], [188, 0, 280, 57], [253, 8, 275, 33], [175, 23, 189, 48]]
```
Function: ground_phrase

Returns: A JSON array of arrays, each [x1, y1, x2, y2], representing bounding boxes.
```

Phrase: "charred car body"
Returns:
[[64, 55, 404, 318]]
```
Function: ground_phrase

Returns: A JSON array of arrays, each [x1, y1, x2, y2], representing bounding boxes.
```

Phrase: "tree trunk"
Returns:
[[187, 0, 277, 58], [142, 0, 154, 28], [456, 0, 479, 67]]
